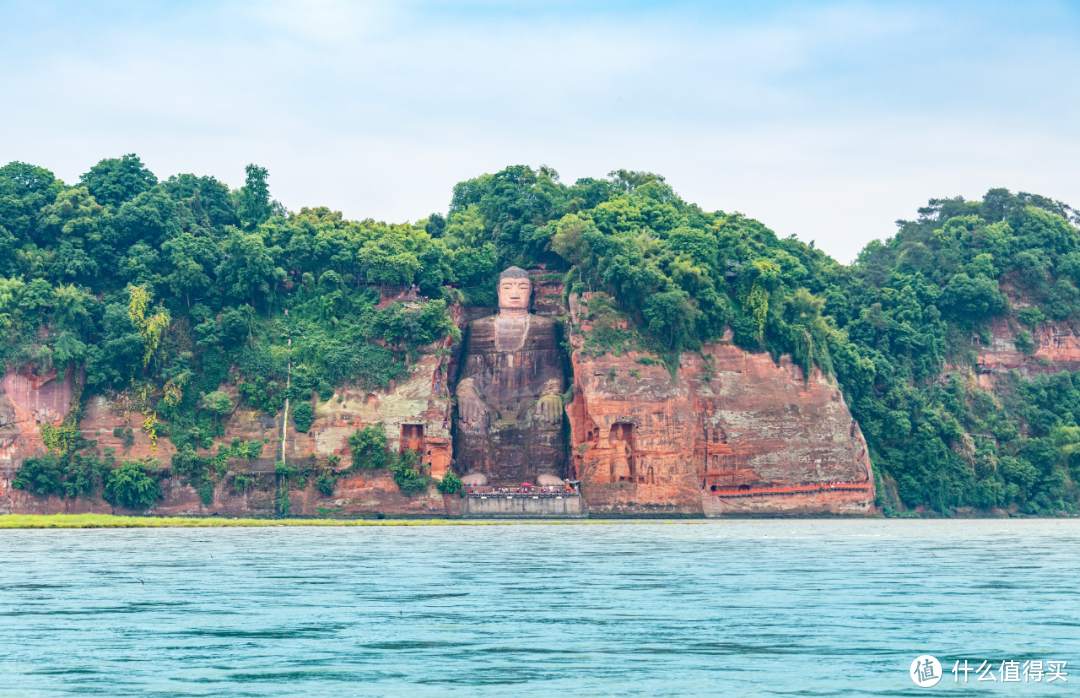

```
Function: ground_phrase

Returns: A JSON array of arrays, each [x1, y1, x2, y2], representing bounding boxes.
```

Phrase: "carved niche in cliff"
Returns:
[[454, 267, 567, 485]]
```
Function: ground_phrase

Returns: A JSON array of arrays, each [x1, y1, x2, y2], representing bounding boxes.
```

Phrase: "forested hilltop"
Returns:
[[3, 156, 1080, 516]]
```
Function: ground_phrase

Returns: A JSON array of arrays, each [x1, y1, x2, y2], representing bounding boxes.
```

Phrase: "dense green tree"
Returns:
[[216, 228, 284, 308], [104, 461, 162, 509], [162, 232, 218, 308], [80, 154, 158, 207], [238, 164, 273, 230]]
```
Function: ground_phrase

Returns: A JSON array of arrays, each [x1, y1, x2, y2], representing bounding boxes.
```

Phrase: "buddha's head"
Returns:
[[497, 267, 532, 316]]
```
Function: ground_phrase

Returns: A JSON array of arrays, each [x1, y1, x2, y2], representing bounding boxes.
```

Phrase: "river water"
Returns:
[[1, 519, 1077, 696]]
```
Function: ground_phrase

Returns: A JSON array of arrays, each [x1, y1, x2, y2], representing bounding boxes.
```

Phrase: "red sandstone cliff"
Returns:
[[973, 316, 1080, 388], [958, 281, 1080, 389], [0, 349, 455, 517], [565, 296, 875, 516]]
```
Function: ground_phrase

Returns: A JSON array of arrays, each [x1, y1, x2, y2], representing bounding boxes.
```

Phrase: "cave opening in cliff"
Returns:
[[610, 422, 635, 482], [400, 424, 424, 454]]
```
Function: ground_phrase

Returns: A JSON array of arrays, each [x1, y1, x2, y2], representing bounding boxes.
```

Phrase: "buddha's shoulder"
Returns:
[[529, 314, 555, 327]]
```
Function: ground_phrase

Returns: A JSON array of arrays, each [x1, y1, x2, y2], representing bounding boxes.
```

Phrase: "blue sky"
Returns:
[[2, 0, 1079, 261]]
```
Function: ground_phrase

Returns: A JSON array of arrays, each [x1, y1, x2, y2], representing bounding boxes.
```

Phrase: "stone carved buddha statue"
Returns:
[[455, 267, 567, 485]]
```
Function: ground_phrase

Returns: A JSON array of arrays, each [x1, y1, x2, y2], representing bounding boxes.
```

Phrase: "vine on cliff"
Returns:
[[40, 423, 79, 456]]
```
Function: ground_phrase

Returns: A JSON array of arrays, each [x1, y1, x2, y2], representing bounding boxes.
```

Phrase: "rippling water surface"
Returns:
[[1, 519, 1078, 696]]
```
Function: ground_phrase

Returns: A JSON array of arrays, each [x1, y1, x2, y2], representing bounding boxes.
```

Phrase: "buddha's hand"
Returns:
[[456, 379, 488, 426]]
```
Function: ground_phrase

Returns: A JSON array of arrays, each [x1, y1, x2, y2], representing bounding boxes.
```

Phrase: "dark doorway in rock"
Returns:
[[738, 484, 751, 491], [609, 422, 634, 482], [400, 424, 424, 454]]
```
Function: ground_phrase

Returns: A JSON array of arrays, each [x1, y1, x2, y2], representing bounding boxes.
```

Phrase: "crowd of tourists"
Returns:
[[467, 485, 578, 496]]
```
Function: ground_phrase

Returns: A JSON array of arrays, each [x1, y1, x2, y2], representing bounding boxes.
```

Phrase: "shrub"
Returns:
[[323, 343, 405, 390], [316, 474, 337, 497], [12, 456, 66, 498], [390, 450, 429, 497], [64, 452, 113, 499], [437, 471, 463, 495], [1017, 307, 1045, 328], [105, 461, 162, 510], [201, 390, 233, 416], [233, 473, 254, 493], [292, 401, 313, 433], [275, 460, 295, 479], [1014, 330, 1035, 354], [40, 423, 79, 455], [348, 424, 390, 470], [244, 441, 264, 459]]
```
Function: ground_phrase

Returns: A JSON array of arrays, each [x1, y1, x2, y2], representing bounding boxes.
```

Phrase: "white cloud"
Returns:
[[2, 0, 1078, 262]]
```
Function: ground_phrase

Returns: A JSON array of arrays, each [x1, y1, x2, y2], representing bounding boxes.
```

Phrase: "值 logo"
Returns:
[[911, 655, 942, 687]]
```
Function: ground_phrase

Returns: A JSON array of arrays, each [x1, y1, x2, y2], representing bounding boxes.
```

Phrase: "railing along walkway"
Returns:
[[710, 483, 870, 498], [467, 491, 580, 499]]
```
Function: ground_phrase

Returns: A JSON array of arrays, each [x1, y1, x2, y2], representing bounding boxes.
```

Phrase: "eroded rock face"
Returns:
[[0, 368, 75, 474], [0, 350, 454, 517], [566, 340, 875, 516], [972, 315, 1080, 389], [299, 350, 454, 479], [965, 283, 1080, 387]]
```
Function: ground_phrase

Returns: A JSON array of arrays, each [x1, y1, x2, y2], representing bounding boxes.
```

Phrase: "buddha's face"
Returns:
[[498, 277, 532, 313]]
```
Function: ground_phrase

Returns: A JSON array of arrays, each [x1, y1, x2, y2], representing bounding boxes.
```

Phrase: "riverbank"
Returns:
[[0, 514, 503, 528], [0, 514, 710, 528]]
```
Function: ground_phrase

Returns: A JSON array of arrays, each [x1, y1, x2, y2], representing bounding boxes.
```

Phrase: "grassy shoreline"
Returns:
[[0, 514, 706, 528]]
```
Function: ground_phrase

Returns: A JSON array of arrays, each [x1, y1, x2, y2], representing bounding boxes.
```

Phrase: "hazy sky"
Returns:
[[3, 0, 1079, 262]]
